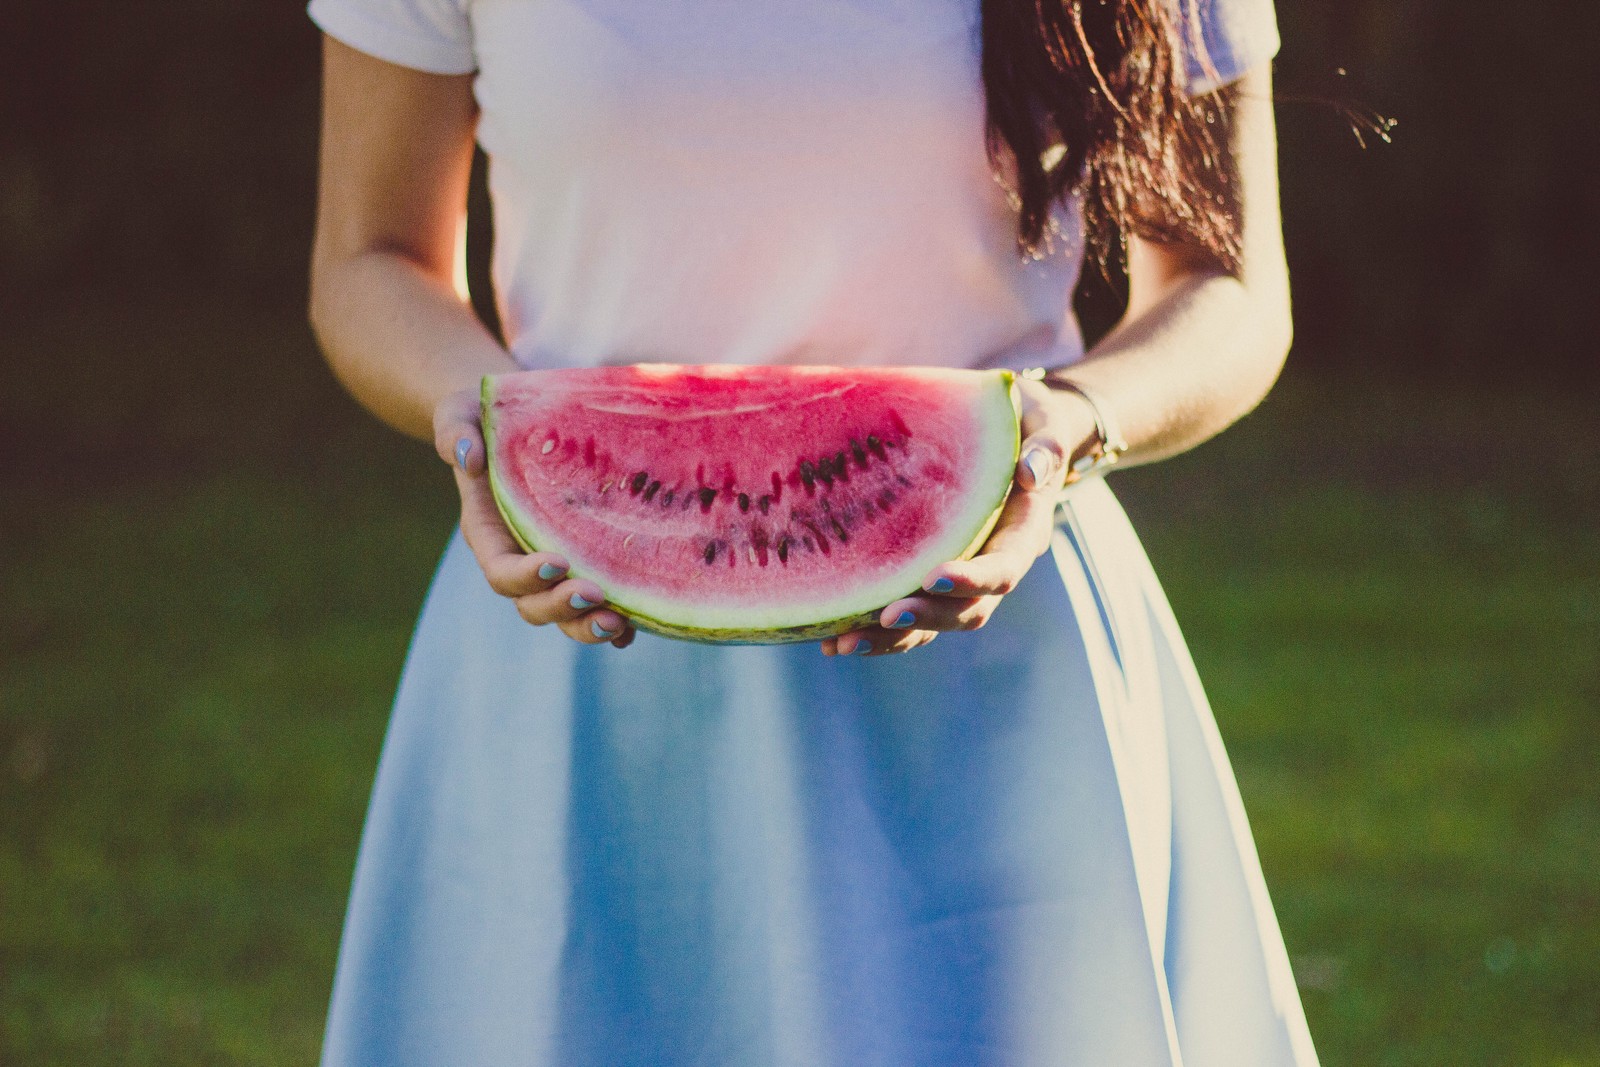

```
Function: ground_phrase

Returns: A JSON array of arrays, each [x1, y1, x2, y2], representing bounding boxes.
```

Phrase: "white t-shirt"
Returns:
[[309, 0, 1279, 372]]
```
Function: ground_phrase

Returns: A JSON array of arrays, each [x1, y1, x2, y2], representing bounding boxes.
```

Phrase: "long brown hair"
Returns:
[[981, 0, 1242, 272]]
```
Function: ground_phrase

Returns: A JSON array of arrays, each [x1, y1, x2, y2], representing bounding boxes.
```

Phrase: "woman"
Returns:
[[307, 0, 1315, 1063]]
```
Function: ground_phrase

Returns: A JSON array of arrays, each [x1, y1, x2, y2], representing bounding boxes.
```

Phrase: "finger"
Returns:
[[1015, 432, 1069, 494], [455, 456, 519, 543], [919, 433, 1066, 598], [877, 594, 999, 635], [434, 390, 487, 475], [828, 630, 870, 656], [837, 626, 939, 657], [458, 480, 571, 598], [478, 550, 572, 600], [513, 579, 612, 627], [933, 489, 1057, 596], [556, 609, 631, 645], [980, 480, 1059, 558]]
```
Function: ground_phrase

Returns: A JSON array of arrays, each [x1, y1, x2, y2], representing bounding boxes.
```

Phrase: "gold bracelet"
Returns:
[[1020, 367, 1129, 480]]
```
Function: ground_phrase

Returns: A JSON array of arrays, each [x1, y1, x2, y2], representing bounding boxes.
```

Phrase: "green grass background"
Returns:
[[2, 302, 1597, 1065]]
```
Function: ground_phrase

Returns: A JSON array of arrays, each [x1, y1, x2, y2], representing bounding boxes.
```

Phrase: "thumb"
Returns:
[[434, 389, 487, 475], [1016, 434, 1069, 494]]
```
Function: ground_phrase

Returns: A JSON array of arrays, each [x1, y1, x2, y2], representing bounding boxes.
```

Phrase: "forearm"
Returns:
[[1049, 66, 1291, 467], [308, 42, 506, 443], [1053, 269, 1291, 466], [308, 249, 516, 443]]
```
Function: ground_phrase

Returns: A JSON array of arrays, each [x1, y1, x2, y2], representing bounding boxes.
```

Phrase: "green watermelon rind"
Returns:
[[482, 369, 1021, 645]]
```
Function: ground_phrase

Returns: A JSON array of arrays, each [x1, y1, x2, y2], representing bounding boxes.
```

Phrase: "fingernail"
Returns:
[[570, 593, 599, 610], [538, 562, 568, 581], [855, 639, 873, 655], [1021, 449, 1050, 487], [927, 577, 955, 594], [455, 437, 473, 470], [890, 611, 915, 630], [591, 619, 617, 638]]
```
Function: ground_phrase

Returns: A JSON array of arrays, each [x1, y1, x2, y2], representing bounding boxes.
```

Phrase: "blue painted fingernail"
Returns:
[[927, 577, 955, 594], [890, 611, 915, 629], [591, 619, 616, 638], [538, 562, 568, 581], [1021, 449, 1049, 486], [570, 593, 598, 610], [455, 437, 473, 469], [855, 639, 873, 655]]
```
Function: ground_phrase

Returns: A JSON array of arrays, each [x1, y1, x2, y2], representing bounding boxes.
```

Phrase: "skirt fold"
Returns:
[[320, 480, 1317, 1067]]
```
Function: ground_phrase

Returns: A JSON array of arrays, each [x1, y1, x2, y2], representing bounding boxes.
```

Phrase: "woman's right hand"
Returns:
[[433, 386, 636, 648]]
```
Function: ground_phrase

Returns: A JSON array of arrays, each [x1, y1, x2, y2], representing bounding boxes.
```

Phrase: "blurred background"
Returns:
[[2, 2, 1597, 1064]]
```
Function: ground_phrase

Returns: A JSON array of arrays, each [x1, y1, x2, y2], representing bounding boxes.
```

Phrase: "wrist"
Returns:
[[1042, 388, 1100, 467], [1023, 368, 1130, 481]]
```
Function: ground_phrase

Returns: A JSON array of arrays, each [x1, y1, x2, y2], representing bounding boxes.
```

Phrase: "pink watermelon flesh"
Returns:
[[482, 365, 1020, 643]]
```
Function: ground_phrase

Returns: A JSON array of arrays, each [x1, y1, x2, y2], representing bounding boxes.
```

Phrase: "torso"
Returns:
[[466, 0, 1088, 371]]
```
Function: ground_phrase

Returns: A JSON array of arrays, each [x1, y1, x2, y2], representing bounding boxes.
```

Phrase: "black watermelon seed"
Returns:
[[802, 535, 815, 551], [850, 439, 868, 468], [661, 489, 675, 507], [830, 517, 849, 543], [758, 495, 771, 514], [776, 537, 791, 564], [815, 460, 834, 487], [897, 474, 913, 488], [704, 542, 717, 564], [630, 472, 648, 494], [698, 487, 718, 512], [834, 452, 849, 479], [867, 435, 887, 461], [799, 461, 817, 492], [643, 480, 661, 502], [878, 492, 894, 511], [801, 520, 831, 555], [738, 493, 750, 513]]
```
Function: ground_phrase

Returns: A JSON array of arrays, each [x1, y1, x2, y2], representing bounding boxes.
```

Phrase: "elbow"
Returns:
[[1241, 257, 1294, 404], [306, 264, 324, 342], [306, 245, 359, 377], [306, 248, 339, 355], [1263, 300, 1294, 378], [307, 292, 328, 359], [1264, 284, 1294, 366], [1215, 277, 1292, 425], [1246, 301, 1293, 412], [307, 241, 331, 345]]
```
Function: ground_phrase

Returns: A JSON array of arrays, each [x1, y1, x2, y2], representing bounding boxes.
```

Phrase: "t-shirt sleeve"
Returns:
[[308, 0, 475, 75], [1177, 0, 1281, 94]]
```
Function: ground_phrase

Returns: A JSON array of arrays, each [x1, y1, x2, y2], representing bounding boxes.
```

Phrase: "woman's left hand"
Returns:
[[820, 378, 1096, 657]]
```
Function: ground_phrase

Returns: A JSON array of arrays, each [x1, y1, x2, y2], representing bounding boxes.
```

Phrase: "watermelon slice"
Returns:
[[482, 365, 1020, 644]]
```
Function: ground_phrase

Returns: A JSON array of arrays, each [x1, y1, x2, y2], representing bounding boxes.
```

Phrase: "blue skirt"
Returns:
[[320, 480, 1318, 1066]]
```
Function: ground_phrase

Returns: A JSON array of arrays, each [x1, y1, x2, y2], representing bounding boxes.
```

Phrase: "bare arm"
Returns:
[[829, 66, 1291, 656], [308, 38, 635, 647], [307, 37, 511, 440], [1053, 66, 1293, 466]]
